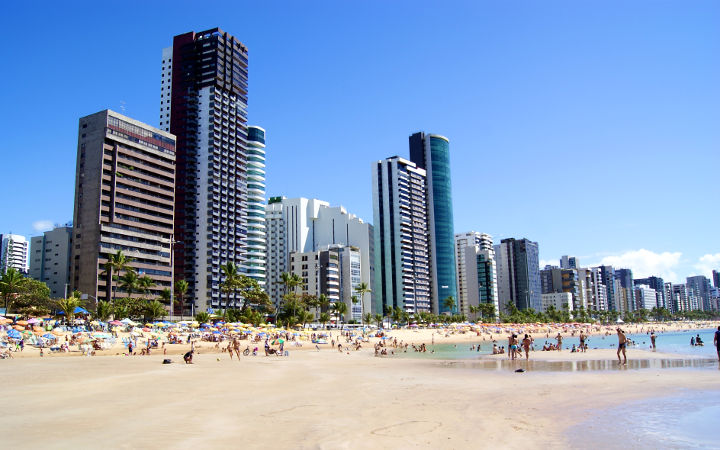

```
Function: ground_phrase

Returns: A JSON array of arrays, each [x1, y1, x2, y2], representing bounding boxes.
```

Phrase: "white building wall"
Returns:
[[1, 234, 29, 273], [541, 292, 573, 313], [160, 47, 173, 132]]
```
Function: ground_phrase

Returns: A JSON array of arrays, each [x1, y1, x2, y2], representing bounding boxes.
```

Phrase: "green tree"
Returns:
[[319, 312, 330, 329], [102, 250, 134, 302], [11, 278, 52, 316], [56, 293, 84, 323], [175, 279, 189, 317], [220, 262, 241, 309], [373, 313, 383, 328], [144, 300, 166, 322], [118, 269, 140, 297], [0, 268, 28, 314], [159, 288, 172, 305], [138, 275, 155, 298], [195, 311, 211, 324], [442, 296, 456, 313], [354, 282, 371, 319], [96, 300, 113, 321], [363, 312, 372, 326], [333, 301, 348, 328]]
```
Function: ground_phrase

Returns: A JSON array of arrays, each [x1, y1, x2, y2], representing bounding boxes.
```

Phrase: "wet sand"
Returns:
[[1, 348, 719, 449]]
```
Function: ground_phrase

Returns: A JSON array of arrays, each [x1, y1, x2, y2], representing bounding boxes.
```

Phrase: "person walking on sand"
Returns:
[[616, 328, 627, 365], [714, 326, 720, 362], [650, 332, 656, 350]]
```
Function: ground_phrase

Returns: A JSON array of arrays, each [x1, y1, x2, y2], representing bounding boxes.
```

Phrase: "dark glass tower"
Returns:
[[164, 28, 250, 313], [409, 132, 457, 314]]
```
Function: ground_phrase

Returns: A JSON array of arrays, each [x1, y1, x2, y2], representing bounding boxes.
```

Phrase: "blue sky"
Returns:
[[0, 1, 718, 282]]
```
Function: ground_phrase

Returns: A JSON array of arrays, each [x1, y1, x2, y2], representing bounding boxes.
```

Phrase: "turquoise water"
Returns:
[[397, 328, 720, 360], [567, 390, 720, 448]]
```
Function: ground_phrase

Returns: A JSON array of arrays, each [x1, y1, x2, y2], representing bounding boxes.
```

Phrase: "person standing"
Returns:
[[650, 332, 656, 350], [522, 334, 532, 360], [556, 333, 563, 351], [714, 326, 720, 362], [616, 328, 627, 365]]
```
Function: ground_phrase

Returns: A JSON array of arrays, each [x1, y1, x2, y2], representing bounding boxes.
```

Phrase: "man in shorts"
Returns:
[[714, 326, 720, 362], [616, 328, 627, 365]]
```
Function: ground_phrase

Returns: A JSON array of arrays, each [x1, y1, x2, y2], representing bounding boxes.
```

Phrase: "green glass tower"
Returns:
[[409, 132, 457, 314]]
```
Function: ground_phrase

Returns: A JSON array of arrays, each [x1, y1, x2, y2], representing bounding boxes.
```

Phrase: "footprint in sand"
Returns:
[[371, 421, 442, 437], [262, 404, 320, 417]]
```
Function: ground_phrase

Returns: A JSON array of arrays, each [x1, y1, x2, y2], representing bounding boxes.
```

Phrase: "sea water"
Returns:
[[397, 328, 719, 361], [567, 390, 720, 448]]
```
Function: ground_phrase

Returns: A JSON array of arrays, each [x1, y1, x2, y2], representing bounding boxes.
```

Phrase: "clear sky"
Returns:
[[0, 1, 718, 283]]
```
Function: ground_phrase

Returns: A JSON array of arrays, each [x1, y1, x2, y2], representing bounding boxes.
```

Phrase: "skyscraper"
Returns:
[[409, 132, 457, 314], [560, 255, 578, 269], [163, 28, 251, 312], [70, 110, 176, 304], [265, 198, 373, 313], [713, 270, 720, 289], [634, 276, 665, 309], [372, 156, 430, 315], [686, 275, 712, 311], [455, 231, 493, 315], [245, 126, 267, 288], [0, 234, 29, 274], [495, 238, 541, 312], [614, 268, 635, 312]]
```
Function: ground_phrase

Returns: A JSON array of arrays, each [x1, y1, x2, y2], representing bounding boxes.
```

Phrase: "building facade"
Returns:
[[495, 238, 541, 313], [29, 226, 73, 298], [245, 126, 267, 288], [463, 245, 499, 320], [686, 275, 712, 311], [70, 110, 176, 304], [409, 132, 457, 314], [633, 284, 657, 310], [163, 28, 251, 313], [266, 198, 373, 313], [372, 156, 430, 315], [540, 292, 573, 314], [634, 276, 666, 309], [0, 234, 29, 274], [455, 231, 493, 315]]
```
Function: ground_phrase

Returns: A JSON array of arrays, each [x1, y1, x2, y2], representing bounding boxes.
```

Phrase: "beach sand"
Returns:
[[2, 343, 719, 449]]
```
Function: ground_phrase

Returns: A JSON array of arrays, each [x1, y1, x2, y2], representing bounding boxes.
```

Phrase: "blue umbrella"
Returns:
[[74, 306, 89, 314], [7, 329, 21, 339], [42, 333, 56, 340]]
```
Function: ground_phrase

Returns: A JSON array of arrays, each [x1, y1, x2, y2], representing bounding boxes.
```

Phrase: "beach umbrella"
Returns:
[[27, 318, 42, 324], [7, 329, 21, 339], [42, 333, 56, 340], [109, 320, 123, 326]]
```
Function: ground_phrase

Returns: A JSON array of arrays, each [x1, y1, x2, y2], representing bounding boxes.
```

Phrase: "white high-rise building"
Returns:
[[265, 198, 373, 313], [244, 126, 267, 288], [372, 157, 430, 314], [634, 284, 657, 310], [455, 231, 493, 315], [0, 234, 29, 274]]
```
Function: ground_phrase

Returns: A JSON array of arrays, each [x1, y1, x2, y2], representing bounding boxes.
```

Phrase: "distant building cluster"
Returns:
[[3, 26, 718, 318]]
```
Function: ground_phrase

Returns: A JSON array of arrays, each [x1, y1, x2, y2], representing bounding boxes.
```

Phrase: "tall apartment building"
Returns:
[[455, 232, 493, 315], [540, 267, 590, 311], [266, 198, 373, 313], [664, 282, 676, 312], [372, 156, 430, 314], [0, 234, 29, 274], [540, 292, 573, 313], [463, 244, 499, 319], [245, 126, 267, 288], [29, 225, 73, 298], [686, 275, 712, 311], [409, 132, 457, 314], [634, 284, 657, 310], [560, 255, 578, 269], [495, 238, 541, 313], [589, 267, 608, 311], [288, 245, 363, 322], [162, 28, 252, 312], [713, 270, 720, 289], [614, 268, 635, 312], [70, 110, 176, 303], [599, 265, 617, 311], [634, 276, 666, 309]]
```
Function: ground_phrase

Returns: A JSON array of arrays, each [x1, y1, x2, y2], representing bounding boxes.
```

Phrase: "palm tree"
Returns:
[[373, 313, 383, 328], [195, 311, 211, 324], [95, 300, 113, 322], [175, 279, 188, 317], [278, 272, 303, 296], [319, 312, 330, 329], [56, 294, 84, 324], [144, 300, 166, 322], [363, 312, 372, 326], [468, 305, 479, 322], [138, 275, 155, 298], [442, 296, 456, 314], [333, 301, 348, 329], [159, 288, 172, 305], [118, 269, 139, 297], [220, 262, 240, 309], [0, 268, 27, 314], [318, 294, 331, 313], [354, 282, 371, 319], [101, 250, 133, 302]]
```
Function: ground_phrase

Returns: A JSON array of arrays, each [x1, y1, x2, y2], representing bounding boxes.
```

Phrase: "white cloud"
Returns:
[[694, 253, 720, 279], [597, 249, 682, 282], [32, 220, 54, 232], [539, 259, 558, 269]]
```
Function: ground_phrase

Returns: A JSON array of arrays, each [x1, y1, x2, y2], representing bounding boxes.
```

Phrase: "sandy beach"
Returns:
[[2, 324, 720, 449]]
